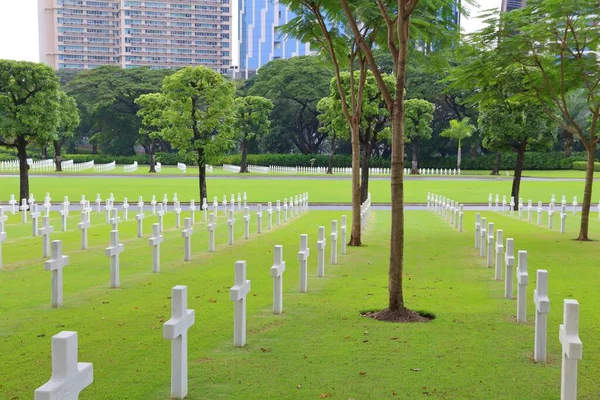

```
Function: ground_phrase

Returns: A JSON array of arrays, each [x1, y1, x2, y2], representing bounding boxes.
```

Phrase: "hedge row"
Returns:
[[572, 161, 600, 172], [213, 154, 391, 168]]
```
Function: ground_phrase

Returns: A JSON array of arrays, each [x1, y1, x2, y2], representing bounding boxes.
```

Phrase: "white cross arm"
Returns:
[[518, 270, 528, 285], [230, 280, 251, 302], [317, 239, 326, 250], [298, 248, 310, 261], [270, 261, 286, 278], [149, 235, 164, 246], [559, 300, 583, 360], [163, 309, 195, 340], [534, 289, 550, 313], [105, 243, 124, 256], [505, 254, 514, 266]]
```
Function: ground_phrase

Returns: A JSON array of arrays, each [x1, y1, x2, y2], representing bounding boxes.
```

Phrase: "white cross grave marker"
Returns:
[[110, 208, 120, 231], [533, 270, 549, 363], [495, 229, 504, 281], [163, 285, 195, 399], [341, 215, 347, 255], [105, 230, 124, 288], [474, 213, 481, 249], [40, 216, 55, 258], [59, 205, 68, 232], [149, 223, 163, 273], [213, 196, 218, 216], [516, 250, 529, 323], [222, 195, 228, 217], [267, 202, 273, 229], [31, 204, 41, 237], [479, 217, 487, 258], [44, 240, 69, 308], [202, 198, 208, 222], [317, 226, 326, 277], [243, 206, 250, 239], [34, 331, 93, 400], [559, 299, 582, 400], [227, 209, 235, 245], [78, 211, 90, 250], [174, 200, 182, 229], [256, 204, 263, 234], [9, 195, 17, 214], [135, 203, 145, 238], [331, 220, 338, 265], [151, 195, 157, 215], [0, 206, 8, 234], [275, 200, 281, 226], [122, 197, 129, 221], [487, 222, 494, 268], [504, 238, 515, 299], [537, 201, 543, 225], [181, 218, 193, 261], [189, 200, 196, 224], [157, 204, 165, 233], [283, 198, 288, 222], [270, 245, 286, 314], [207, 213, 216, 252], [561, 213, 567, 234], [298, 234, 310, 293], [95, 194, 102, 213], [163, 193, 169, 213], [230, 261, 251, 347]]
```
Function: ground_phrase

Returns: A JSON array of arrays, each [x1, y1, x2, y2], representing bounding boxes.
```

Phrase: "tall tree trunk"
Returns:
[[349, 122, 362, 246], [240, 138, 249, 173], [41, 145, 48, 159], [471, 145, 477, 160], [53, 141, 63, 172], [578, 144, 596, 241], [149, 151, 156, 173], [326, 133, 336, 174], [92, 144, 98, 155], [360, 145, 370, 204], [410, 140, 419, 174], [17, 137, 30, 202], [510, 143, 527, 211], [563, 129, 574, 157], [457, 141, 462, 170], [197, 149, 207, 201], [491, 151, 501, 175]]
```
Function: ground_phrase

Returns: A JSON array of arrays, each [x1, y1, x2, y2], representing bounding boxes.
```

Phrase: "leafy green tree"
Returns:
[[440, 118, 476, 170], [0, 60, 61, 200], [53, 91, 80, 171], [157, 66, 235, 200], [233, 96, 273, 173], [66, 66, 172, 156], [317, 96, 345, 174], [468, 0, 600, 239], [405, 99, 435, 174], [135, 92, 169, 173], [244, 57, 333, 155]]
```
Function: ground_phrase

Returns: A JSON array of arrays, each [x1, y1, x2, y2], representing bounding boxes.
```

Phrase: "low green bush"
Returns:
[[572, 161, 600, 172]]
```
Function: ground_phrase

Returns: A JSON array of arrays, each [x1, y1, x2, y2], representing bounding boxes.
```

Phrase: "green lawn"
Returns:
[[1, 205, 600, 399], [1, 175, 599, 204]]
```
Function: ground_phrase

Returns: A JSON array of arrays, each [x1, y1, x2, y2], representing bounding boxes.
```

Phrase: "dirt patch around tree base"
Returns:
[[361, 308, 434, 323]]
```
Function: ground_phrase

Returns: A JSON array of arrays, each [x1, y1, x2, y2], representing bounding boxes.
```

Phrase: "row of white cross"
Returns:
[[427, 193, 464, 232], [361, 193, 372, 233], [411, 168, 461, 176], [441, 202, 582, 400], [32, 211, 355, 400]]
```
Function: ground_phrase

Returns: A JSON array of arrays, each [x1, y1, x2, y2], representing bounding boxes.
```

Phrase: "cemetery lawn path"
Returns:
[[1, 175, 599, 204], [2, 207, 600, 398]]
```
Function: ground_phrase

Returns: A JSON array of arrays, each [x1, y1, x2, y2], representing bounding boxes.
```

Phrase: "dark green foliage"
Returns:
[[572, 161, 600, 172]]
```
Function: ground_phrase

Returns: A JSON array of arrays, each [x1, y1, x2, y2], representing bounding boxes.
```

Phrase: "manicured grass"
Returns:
[[2, 205, 600, 398], [1, 175, 599, 204]]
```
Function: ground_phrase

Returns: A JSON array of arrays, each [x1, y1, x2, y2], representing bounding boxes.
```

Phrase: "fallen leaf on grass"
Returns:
[[319, 393, 333, 398], [359, 371, 366, 376], [208, 299, 217, 303], [390, 337, 399, 340], [410, 368, 421, 372], [260, 347, 271, 353]]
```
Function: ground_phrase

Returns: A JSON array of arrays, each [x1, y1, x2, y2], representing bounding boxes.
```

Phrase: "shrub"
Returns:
[[572, 161, 600, 172]]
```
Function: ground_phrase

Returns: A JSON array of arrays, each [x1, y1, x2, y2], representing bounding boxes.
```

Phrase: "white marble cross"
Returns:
[[230, 261, 251, 347], [243, 192, 247, 208], [572, 196, 578, 216], [44, 240, 69, 308], [510, 197, 515, 217], [43, 194, 52, 217], [537, 201, 543, 225], [105, 230, 124, 288], [317, 226, 326, 277], [479, 217, 487, 258], [298, 234, 310, 293], [527, 200, 533, 222], [95, 194, 102, 213], [330, 220, 338, 265], [495, 229, 504, 281], [474, 213, 481, 249], [230, 194, 235, 211], [488, 193, 492, 209], [270, 245, 286, 314], [9, 195, 17, 214], [104, 199, 113, 224], [163, 285, 195, 399], [222, 195, 228, 217], [0, 223, 5, 270], [202, 198, 208, 222], [243, 206, 250, 239], [62, 196, 70, 217], [157, 204, 165, 233], [40, 216, 55, 258], [340, 215, 347, 255], [163, 193, 169, 212], [59, 205, 68, 232], [561, 213, 567, 234], [559, 299, 582, 400], [290, 196, 295, 218], [502, 196, 507, 213], [0, 206, 8, 233], [516, 250, 529, 323], [494, 194, 499, 212], [256, 204, 263, 234], [189, 199, 196, 224], [110, 208, 120, 231], [533, 269, 549, 363], [548, 209, 554, 229], [486, 222, 494, 268], [504, 238, 515, 299], [207, 213, 216, 252], [237, 193, 241, 211], [213, 196, 218, 216], [267, 202, 273, 229], [227, 209, 235, 245], [283, 198, 288, 222], [174, 200, 182, 229], [78, 211, 90, 250], [275, 200, 281, 226], [151, 195, 157, 215], [135, 203, 145, 238], [181, 218, 193, 262], [34, 331, 93, 400], [31, 204, 41, 237], [561, 194, 566, 206], [122, 197, 129, 221], [79, 194, 86, 207], [149, 223, 163, 273]]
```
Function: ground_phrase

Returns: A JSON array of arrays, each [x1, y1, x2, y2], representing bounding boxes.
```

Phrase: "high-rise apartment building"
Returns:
[[38, 0, 232, 73], [501, 0, 527, 12], [237, 0, 311, 79]]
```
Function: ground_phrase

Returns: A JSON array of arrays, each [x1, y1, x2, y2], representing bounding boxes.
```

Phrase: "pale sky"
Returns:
[[0, 0, 501, 63]]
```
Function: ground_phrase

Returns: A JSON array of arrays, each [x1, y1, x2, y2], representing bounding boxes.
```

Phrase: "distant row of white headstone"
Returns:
[[429, 193, 582, 400]]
